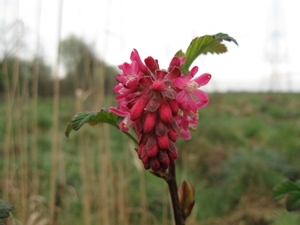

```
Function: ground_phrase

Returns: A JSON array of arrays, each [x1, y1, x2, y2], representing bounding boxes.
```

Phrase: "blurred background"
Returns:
[[0, 0, 300, 224]]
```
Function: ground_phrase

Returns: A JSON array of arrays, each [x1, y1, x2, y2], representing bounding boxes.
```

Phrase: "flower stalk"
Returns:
[[165, 163, 185, 225]]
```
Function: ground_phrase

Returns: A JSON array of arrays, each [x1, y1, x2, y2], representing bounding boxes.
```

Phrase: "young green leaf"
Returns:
[[175, 33, 237, 75], [213, 33, 238, 46], [273, 180, 300, 200], [65, 108, 121, 137], [0, 200, 13, 219], [180, 35, 227, 74]]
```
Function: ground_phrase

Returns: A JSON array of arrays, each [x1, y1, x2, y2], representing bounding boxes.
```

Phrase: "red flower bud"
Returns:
[[147, 144, 159, 157], [142, 154, 149, 164], [150, 158, 161, 171], [168, 99, 178, 116], [151, 80, 165, 92], [157, 151, 170, 165], [158, 102, 172, 123], [168, 151, 178, 160], [157, 135, 169, 149], [130, 97, 148, 121], [144, 162, 150, 170], [168, 127, 177, 142], [143, 112, 156, 133]]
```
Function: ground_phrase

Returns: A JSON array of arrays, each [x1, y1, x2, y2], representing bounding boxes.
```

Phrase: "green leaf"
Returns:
[[175, 33, 238, 74], [180, 35, 227, 74], [273, 180, 300, 200], [0, 200, 13, 219], [65, 108, 121, 137], [213, 32, 238, 46], [286, 191, 300, 211]]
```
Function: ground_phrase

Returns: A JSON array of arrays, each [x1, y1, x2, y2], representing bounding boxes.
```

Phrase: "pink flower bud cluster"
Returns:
[[109, 49, 211, 171]]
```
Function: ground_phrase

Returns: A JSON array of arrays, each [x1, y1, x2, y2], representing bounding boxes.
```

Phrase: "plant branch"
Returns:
[[166, 163, 184, 225]]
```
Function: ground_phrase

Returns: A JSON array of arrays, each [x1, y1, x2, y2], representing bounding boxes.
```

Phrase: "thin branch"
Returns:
[[166, 163, 185, 225]]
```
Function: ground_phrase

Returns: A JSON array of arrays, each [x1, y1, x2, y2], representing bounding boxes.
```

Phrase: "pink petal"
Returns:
[[178, 129, 191, 140], [130, 49, 149, 75], [193, 89, 209, 108], [168, 56, 185, 70], [192, 73, 211, 86], [119, 62, 133, 75], [139, 76, 152, 88], [173, 77, 185, 89], [187, 66, 198, 79], [144, 56, 159, 72], [156, 70, 168, 80], [186, 94, 198, 112], [166, 67, 181, 80], [109, 107, 128, 117], [175, 90, 187, 104], [168, 56, 181, 69]]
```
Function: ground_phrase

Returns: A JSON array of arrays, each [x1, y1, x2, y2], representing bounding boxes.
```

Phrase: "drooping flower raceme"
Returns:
[[109, 49, 211, 171]]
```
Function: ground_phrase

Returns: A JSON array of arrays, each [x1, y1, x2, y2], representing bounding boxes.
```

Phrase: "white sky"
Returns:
[[1, 0, 300, 92]]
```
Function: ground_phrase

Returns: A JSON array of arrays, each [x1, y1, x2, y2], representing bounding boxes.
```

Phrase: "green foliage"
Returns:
[[273, 180, 300, 211], [176, 33, 238, 74], [65, 109, 121, 137], [0, 57, 53, 96], [272, 210, 300, 225], [0, 199, 13, 219], [1, 93, 300, 225], [59, 34, 119, 96]]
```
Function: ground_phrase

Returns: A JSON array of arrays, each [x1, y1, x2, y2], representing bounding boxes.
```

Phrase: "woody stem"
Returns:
[[166, 163, 184, 225]]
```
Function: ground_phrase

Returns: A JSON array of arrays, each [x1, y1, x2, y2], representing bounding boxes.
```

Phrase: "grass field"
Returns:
[[1, 92, 300, 225]]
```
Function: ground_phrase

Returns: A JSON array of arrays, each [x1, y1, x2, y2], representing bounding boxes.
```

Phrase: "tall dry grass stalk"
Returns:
[[49, 0, 63, 224], [2, 57, 11, 202], [1, 1, 171, 223], [94, 56, 112, 224], [30, 0, 42, 196], [76, 43, 93, 225]]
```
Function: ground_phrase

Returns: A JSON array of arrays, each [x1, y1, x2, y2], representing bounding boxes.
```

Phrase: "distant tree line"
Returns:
[[0, 34, 119, 97]]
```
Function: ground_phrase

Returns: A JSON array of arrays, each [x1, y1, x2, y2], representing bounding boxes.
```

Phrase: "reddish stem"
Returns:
[[166, 163, 185, 225]]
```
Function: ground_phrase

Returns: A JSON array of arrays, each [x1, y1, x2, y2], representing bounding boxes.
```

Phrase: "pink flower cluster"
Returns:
[[109, 49, 211, 171]]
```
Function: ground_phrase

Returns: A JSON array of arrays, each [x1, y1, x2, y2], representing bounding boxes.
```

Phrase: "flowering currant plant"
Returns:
[[66, 33, 237, 225]]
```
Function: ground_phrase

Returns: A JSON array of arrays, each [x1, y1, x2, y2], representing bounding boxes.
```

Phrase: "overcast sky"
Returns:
[[1, 0, 300, 92]]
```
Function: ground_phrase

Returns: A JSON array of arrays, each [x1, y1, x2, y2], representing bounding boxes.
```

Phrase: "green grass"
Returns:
[[1, 92, 300, 225]]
